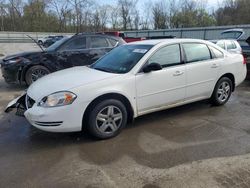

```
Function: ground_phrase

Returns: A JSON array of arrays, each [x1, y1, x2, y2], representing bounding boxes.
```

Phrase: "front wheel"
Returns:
[[210, 77, 232, 106], [87, 99, 127, 139], [25, 65, 50, 86]]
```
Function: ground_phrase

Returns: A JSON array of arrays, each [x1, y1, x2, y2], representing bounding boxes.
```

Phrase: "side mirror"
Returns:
[[143, 63, 162, 73]]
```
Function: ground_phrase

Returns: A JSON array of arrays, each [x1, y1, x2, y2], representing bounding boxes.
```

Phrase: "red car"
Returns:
[[98, 31, 145, 43]]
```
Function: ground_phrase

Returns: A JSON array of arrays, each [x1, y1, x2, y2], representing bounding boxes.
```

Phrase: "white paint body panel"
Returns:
[[20, 39, 246, 132]]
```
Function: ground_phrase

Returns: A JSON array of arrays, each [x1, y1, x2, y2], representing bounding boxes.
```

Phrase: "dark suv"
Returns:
[[0, 34, 126, 85]]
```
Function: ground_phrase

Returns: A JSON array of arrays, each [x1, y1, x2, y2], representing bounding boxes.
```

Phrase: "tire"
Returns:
[[210, 77, 232, 106], [87, 99, 127, 139], [25, 65, 50, 86]]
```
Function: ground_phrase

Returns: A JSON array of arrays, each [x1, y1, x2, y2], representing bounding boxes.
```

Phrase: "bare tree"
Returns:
[[8, 0, 23, 31], [0, 0, 7, 31], [68, 0, 93, 32], [118, 0, 137, 30], [91, 10, 100, 31], [110, 5, 119, 30], [49, 0, 71, 32], [140, 0, 152, 30], [99, 5, 109, 30], [152, 1, 168, 29]]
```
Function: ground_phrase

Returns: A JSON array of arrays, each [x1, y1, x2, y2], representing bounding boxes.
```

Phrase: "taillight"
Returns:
[[243, 56, 247, 64]]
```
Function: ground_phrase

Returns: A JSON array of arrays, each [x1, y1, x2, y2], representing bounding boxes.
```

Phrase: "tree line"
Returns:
[[0, 0, 249, 33]]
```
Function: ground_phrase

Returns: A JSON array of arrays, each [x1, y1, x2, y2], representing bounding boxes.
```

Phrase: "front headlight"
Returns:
[[38, 91, 77, 107], [6, 58, 22, 64]]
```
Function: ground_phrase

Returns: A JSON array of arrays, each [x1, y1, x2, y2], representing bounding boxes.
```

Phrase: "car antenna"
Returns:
[[26, 35, 44, 52]]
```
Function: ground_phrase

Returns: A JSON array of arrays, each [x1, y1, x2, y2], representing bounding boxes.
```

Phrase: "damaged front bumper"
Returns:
[[5, 93, 85, 132], [5, 93, 27, 116]]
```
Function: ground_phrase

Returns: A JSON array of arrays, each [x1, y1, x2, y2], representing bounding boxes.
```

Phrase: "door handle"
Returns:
[[211, 64, 219, 68], [173, 70, 184, 76]]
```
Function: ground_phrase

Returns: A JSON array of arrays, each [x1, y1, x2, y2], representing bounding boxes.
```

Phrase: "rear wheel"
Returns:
[[210, 77, 232, 106], [25, 65, 50, 86], [87, 99, 127, 139]]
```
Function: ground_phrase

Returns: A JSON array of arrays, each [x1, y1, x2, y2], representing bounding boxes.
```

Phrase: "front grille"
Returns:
[[25, 95, 35, 109]]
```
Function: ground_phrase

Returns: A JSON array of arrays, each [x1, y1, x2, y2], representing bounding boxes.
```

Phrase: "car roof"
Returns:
[[222, 29, 244, 33], [72, 33, 122, 40], [127, 38, 211, 46]]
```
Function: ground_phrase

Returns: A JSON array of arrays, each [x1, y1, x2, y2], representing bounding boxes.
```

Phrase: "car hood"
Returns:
[[3, 51, 42, 61], [27, 66, 119, 101]]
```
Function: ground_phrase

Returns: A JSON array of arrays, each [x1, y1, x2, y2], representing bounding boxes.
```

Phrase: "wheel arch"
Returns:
[[217, 73, 235, 91], [20, 63, 51, 83], [82, 93, 135, 130]]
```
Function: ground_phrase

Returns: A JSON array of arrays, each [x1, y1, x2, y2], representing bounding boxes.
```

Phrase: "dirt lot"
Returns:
[[1, 44, 250, 188]]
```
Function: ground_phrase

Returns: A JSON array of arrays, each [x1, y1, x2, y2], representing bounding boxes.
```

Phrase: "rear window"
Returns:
[[109, 38, 119, 47], [209, 46, 224, 59], [220, 31, 243, 39], [226, 41, 237, 50], [91, 37, 109, 48], [60, 37, 86, 50], [216, 41, 225, 49]]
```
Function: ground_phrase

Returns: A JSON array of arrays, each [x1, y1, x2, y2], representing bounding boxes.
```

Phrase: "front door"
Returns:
[[136, 44, 186, 114]]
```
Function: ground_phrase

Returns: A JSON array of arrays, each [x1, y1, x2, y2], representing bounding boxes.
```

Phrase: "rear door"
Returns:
[[183, 43, 221, 100], [56, 36, 90, 68]]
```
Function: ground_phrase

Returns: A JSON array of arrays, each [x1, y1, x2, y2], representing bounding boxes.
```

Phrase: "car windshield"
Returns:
[[220, 31, 243, 39], [90, 44, 153, 74], [46, 37, 70, 51]]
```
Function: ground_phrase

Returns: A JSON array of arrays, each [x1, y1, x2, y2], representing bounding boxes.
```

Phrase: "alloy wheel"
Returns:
[[217, 81, 231, 103], [95, 105, 123, 134], [31, 69, 49, 82]]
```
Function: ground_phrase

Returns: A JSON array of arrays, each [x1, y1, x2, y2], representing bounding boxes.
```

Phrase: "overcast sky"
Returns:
[[100, 0, 222, 12]]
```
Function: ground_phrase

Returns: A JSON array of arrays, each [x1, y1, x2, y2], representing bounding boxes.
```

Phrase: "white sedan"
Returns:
[[5, 39, 247, 139], [216, 40, 242, 54]]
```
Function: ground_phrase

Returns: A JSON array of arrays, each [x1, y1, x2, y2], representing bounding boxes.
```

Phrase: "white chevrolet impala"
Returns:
[[5, 39, 247, 139]]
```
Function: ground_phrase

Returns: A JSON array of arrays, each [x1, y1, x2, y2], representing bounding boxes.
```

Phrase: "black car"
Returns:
[[0, 34, 126, 85]]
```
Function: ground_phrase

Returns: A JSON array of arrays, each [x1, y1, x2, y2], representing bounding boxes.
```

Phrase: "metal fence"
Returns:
[[124, 24, 250, 40], [0, 32, 73, 43], [1, 24, 250, 43]]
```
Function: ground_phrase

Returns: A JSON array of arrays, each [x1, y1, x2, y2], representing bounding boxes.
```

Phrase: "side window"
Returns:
[[148, 44, 181, 67], [91, 37, 109, 48], [226, 41, 236, 50], [217, 41, 225, 49], [209, 46, 224, 59], [183, 43, 211, 63], [60, 37, 86, 50], [109, 38, 119, 47]]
